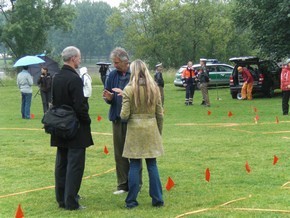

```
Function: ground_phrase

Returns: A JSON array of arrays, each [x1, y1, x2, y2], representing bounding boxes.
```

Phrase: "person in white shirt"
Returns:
[[17, 66, 33, 119], [79, 67, 92, 106]]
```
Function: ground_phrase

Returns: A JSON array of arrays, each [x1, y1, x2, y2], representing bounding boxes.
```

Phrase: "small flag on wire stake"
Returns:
[[273, 155, 279, 165], [97, 115, 102, 122], [15, 204, 24, 218], [103, 146, 109, 155], [205, 168, 210, 182], [245, 161, 251, 173], [165, 177, 175, 191]]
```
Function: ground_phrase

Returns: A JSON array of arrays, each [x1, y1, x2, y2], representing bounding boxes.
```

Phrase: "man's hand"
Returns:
[[103, 89, 113, 100]]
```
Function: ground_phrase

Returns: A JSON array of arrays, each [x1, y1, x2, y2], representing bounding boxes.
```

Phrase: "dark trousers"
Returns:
[[282, 91, 290, 115], [158, 86, 164, 107], [185, 84, 195, 104], [40, 90, 51, 113], [55, 147, 86, 210], [112, 120, 130, 191]]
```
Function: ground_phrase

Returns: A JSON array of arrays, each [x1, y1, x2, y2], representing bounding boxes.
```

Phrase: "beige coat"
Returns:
[[120, 83, 164, 159]]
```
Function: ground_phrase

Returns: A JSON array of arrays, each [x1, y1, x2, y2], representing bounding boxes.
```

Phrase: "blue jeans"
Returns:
[[21, 92, 32, 119], [125, 158, 163, 208]]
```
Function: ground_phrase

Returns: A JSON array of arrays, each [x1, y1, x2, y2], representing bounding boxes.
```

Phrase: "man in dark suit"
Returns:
[[51, 46, 94, 210]]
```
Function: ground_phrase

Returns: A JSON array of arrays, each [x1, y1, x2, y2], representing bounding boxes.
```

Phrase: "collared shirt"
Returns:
[[17, 70, 33, 93]]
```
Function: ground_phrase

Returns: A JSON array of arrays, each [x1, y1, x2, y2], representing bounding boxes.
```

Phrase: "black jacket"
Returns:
[[37, 73, 52, 92], [50, 65, 94, 148]]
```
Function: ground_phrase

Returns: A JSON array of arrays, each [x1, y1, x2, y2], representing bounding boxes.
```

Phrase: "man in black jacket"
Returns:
[[51, 46, 94, 210]]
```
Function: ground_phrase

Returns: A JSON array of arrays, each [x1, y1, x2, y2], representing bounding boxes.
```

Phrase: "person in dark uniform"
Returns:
[[37, 67, 52, 113], [154, 63, 164, 107], [198, 58, 210, 107], [51, 46, 94, 210]]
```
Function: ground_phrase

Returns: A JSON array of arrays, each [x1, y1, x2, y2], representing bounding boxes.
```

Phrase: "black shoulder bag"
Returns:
[[41, 76, 79, 140]]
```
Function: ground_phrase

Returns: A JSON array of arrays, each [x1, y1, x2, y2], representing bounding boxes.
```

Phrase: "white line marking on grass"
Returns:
[[0, 128, 112, 135], [0, 168, 115, 199]]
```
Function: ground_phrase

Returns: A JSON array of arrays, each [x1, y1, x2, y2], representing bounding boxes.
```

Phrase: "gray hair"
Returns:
[[110, 47, 129, 62], [61, 46, 80, 62]]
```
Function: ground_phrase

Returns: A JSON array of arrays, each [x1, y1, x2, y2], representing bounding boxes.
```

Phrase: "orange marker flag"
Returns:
[[30, 114, 35, 119], [273, 155, 279, 165], [103, 146, 109, 155], [245, 161, 251, 173], [276, 116, 279, 124], [207, 110, 212, 116], [228, 111, 233, 117], [165, 177, 175, 191], [205, 168, 210, 182], [15, 204, 24, 218], [97, 115, 102, 122]]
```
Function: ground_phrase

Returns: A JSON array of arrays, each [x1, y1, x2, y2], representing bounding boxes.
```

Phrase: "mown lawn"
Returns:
[[1, 76, 290, 218]]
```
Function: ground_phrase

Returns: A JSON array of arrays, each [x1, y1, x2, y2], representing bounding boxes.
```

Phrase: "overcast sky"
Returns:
[[97, 0, 123, 8]]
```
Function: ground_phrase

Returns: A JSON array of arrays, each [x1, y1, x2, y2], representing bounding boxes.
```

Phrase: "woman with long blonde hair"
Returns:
[[120, 59, 164, 209]]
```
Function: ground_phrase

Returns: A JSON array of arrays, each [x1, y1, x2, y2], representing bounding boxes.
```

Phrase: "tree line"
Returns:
[[0, 0, 288, 68]]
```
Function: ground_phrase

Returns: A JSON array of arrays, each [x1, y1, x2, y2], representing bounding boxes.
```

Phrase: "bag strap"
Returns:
[[51, 75, 55, 105]]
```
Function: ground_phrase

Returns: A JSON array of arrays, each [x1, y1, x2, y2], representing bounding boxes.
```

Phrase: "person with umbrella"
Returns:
[[14, 55, 45, 119], [17, 65, 33, 119], [37, 67, 52, 113]]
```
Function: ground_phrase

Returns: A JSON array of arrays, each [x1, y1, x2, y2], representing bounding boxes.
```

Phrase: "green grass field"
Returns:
[[1, 74, 290, 218]]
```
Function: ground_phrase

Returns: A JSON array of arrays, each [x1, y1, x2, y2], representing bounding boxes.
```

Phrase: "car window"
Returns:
[[216, 66, 233, 72], [207, 66, 216, 72]]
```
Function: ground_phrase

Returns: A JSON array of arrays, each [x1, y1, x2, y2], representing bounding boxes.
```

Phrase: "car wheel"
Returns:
[[231, 92, 237, 99]]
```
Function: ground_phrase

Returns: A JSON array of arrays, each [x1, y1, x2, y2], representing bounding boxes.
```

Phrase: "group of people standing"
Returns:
[[181, 59, 210, 107], [25, 46, 165, 210], [102, 47, 164, 208]]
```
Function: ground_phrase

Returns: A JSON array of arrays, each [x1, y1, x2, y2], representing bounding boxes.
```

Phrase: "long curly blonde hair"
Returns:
[[129, 59, 159, 108]]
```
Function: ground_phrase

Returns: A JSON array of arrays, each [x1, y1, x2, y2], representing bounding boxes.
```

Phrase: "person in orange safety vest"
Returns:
[[181, 61, 197, 105]]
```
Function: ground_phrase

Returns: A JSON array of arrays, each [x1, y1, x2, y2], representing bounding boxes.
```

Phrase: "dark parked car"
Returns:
[[229, 56, 281, 99]]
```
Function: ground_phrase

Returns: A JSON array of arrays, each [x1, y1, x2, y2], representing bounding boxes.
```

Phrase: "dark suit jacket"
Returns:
[[50, 64, 94, 148]]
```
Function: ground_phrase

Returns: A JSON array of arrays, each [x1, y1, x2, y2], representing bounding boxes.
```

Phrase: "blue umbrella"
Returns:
[[13, 55, 45, 67]]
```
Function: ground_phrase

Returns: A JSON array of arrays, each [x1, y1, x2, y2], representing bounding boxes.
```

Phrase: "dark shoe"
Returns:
[[189, 102, 193, 106], [65, 205, 86, 210], [125, 204, 137, 209], [153, 202, 164, 207]]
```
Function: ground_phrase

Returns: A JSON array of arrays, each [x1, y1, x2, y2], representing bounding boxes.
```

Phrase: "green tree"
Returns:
[[0, 0, 75, 58], [232, 0, 290, 60], [107, 0, 254, 68], [48, 1, 115, 63]]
